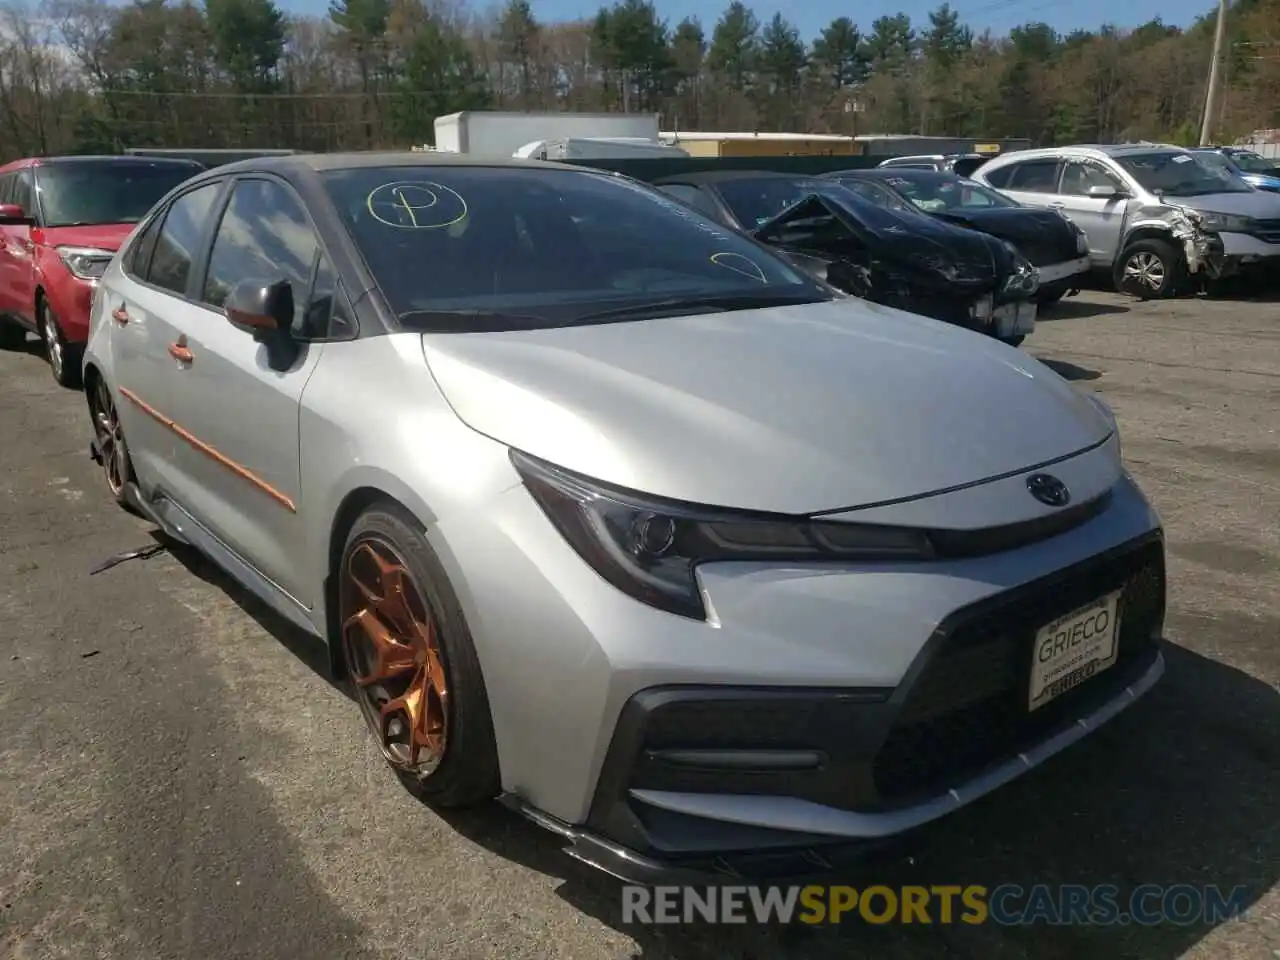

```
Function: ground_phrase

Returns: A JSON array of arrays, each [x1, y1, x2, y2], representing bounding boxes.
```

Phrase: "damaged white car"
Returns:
[[975, 144, 1280, 299]]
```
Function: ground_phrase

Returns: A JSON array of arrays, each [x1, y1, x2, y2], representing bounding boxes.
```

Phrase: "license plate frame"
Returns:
[[1028, 590, 1122, 712]]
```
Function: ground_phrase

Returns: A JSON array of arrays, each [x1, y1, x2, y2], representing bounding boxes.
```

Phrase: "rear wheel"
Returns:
[[88, 374, 135, 509], [39, 302, 81, 388], [1113, 238, 1185, 300], [338, 503, 500, 807]]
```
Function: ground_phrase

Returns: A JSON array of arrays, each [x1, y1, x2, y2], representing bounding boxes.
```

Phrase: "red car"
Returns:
[[0, 155, 204, 387]]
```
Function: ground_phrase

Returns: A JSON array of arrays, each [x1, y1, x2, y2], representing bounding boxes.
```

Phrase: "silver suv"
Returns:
[[972, 144, 1280, 298]]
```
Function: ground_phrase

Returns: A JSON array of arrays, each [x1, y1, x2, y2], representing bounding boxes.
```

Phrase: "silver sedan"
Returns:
[[82, 153, 1167, 882]]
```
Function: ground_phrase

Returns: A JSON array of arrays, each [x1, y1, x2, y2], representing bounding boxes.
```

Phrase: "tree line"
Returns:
[[0, 0, 1276, 161]]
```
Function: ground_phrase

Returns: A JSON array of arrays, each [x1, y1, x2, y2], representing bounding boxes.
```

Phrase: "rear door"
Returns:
[[158, 175, 331, 605], [1057, 160, 1131, 265], [106, 179, 226, 499]]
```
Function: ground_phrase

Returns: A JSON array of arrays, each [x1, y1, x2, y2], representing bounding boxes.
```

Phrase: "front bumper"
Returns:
[[1036, 255, 1091, 285], [524, 531, 1165, 883], [1219, 229, 1280, 262], [973, 295, 1036, 338]]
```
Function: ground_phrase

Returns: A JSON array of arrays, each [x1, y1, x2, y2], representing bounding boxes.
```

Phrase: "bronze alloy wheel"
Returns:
[[340, 537, 450, 774], [92, 378, 128, 498]]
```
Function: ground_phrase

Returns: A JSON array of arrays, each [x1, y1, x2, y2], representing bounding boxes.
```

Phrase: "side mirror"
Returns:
[[224, 279, 299, 370], [1086, 184, 1121, 199], [0, 202, 33, 226], [225, 279, 293, 340]]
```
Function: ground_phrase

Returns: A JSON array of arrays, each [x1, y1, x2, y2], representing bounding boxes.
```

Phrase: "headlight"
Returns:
[[1183, 209, 1254, 233], [511, 451, 935, 620], [56, 246, 114, 281], [1000, 242, 1041, 298]]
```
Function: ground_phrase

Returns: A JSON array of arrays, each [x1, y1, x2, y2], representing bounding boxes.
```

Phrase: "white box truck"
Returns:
[[434, 111, 662, 157]]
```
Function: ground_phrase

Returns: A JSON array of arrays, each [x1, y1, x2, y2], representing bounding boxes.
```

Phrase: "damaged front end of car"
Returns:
[[751, 192, 1039, 342], [1134, 203, 1230, 281]]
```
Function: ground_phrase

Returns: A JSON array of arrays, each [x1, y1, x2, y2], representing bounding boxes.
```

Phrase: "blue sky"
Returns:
[[279, 0, 1212, 43]]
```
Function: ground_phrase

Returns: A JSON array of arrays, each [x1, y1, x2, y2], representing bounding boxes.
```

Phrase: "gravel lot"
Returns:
[[1, 290, 1277, 960]]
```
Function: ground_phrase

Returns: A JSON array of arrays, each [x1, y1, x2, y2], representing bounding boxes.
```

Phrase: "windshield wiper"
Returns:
[[571, 292, 826, 323]]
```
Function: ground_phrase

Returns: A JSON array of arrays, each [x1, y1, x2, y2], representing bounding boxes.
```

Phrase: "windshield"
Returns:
[[876, 173, 1019, 213], [714, 177, 835, 228], [35, 161, 202, 227], [323, 166, 826, 327], [1228, 151, 1279, 175], [1115, 151, 1252, 196], [1193, 152, 1236, 176]]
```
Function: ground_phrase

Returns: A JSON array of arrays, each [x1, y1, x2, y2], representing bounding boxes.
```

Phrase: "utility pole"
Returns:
[[1199, 0, 1228, 145]]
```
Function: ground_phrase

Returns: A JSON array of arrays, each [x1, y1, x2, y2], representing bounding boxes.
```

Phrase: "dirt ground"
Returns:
[[1, 289, 1277, 959]]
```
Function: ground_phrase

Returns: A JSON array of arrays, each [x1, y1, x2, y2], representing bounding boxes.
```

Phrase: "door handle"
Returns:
[[111, 305, 129, 326], [168, 341, 194, 364]]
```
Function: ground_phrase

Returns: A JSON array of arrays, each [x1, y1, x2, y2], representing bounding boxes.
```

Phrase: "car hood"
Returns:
[[1173, 190, 1280, 217], [753, 193, 1011, 293], [421, 298, 1112, 514], [930, 207, 1081, 265], [38, 222, 135, 252]]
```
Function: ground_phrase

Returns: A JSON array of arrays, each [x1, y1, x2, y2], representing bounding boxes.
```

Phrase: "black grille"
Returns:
[[872, 541, 1165, 805]]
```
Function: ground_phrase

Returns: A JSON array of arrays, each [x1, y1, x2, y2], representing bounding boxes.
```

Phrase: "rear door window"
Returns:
[[1004, 160, 1064, 193]]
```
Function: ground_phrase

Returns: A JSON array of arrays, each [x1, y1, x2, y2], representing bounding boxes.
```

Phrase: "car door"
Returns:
[[160, 175, 329, 605], [0, 169, 31, 320], [989, 158, 1064, 211], [1057, 159, 1131, 265], [8, 169, 39, 324], [106, 179, 226, 497]]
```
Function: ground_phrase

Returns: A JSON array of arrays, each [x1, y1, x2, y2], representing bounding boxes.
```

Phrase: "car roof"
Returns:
[[983, 143, 1190, 167], [197, 151, 600, 178], [652, 169, 809, 185]]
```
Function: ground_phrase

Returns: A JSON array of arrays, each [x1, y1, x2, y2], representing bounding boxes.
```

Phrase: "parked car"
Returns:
[[0, 155, 205, 386], [973, 144, 1280, 299], [652, 169, 1039, 345], [821, 168, 1092, 304], [83, 152, 1166, 883], [877, 153, 991, 177], [1189, 147, 1280, 194]]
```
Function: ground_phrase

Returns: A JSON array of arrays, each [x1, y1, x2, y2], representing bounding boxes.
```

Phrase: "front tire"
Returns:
[[1113, 238, 1185, 300], [40, 303, 82, 388], [338, 502, 500, 808]]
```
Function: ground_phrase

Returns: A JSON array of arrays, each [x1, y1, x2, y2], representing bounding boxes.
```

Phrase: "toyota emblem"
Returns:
[[1026, 473, 1071, 507]]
